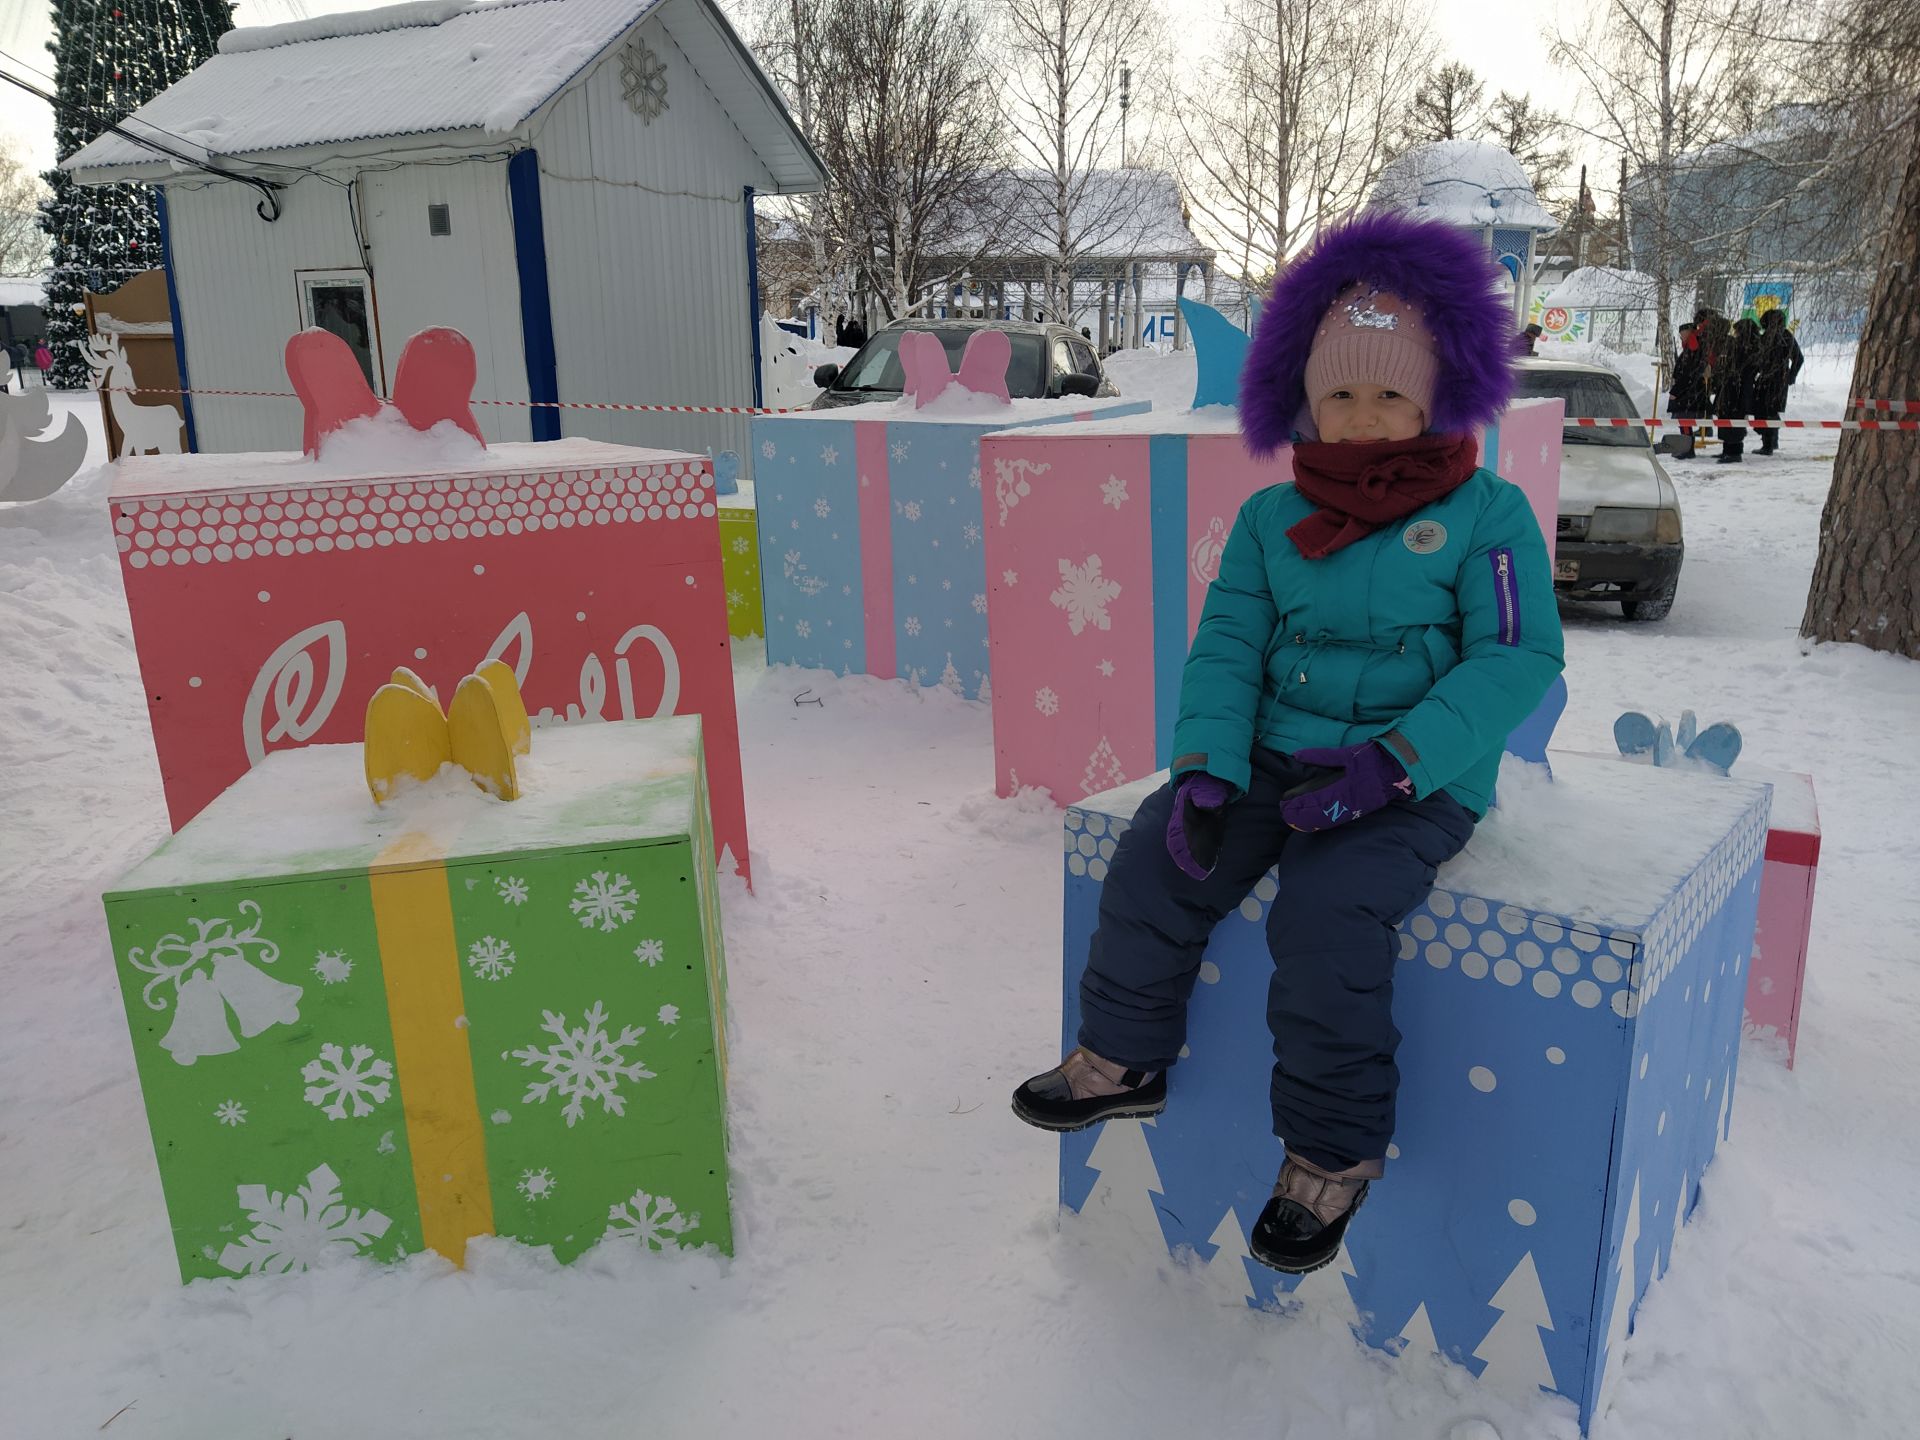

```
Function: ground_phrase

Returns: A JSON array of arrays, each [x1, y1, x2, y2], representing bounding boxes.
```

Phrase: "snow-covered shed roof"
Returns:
[[63, 0, 824, 193], [1541, 266, 1660, 310], [0, 274, 47, 309], [1370, 140, 1557, 233]]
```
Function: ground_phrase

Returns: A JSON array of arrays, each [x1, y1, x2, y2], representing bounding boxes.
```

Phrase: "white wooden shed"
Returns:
[[63, 0, 825, 462]]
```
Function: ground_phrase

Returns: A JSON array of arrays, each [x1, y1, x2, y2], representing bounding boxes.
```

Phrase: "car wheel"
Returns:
[[1621, 581, 1676, 622]]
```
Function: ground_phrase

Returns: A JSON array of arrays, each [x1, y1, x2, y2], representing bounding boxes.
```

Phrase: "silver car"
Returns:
[[1516, 358, 1685, 622]]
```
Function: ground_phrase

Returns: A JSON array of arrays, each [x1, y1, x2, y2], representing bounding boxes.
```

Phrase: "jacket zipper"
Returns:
[[1490, 548, 1520, 647]]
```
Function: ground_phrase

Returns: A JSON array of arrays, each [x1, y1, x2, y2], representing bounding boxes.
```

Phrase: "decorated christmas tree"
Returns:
[[38, 0, 234, 389]]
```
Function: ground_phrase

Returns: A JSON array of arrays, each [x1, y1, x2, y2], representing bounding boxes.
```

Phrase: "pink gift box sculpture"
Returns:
[[1740, 766, 1819, 1065], [110, 327, 752, 882], [980, 398, 1564, 801]]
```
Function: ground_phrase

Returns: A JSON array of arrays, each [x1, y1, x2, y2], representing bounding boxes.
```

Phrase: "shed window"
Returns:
[[428, 204, 451, 237], [296, 268, 384, 392]]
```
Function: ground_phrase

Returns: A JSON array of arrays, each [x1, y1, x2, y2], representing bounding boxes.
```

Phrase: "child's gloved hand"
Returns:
[[1281, 739, 1414, 832], [1166, 772, 1233, 880]]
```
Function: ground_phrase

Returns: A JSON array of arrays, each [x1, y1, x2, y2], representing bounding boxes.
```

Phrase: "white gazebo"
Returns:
[[1370, 140, 1558, 328]]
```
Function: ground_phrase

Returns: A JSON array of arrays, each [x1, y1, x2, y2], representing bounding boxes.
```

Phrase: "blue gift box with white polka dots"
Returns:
[[1057, 754, 1771, 1433]]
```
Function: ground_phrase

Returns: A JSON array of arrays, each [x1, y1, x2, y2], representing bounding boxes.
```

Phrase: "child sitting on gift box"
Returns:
[[1013, 212, 1566, 1275]]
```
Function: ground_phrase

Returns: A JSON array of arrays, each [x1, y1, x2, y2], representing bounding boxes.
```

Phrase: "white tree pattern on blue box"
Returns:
[[753, 403, 1147, 688], [1056, 757, 1769, 1434]]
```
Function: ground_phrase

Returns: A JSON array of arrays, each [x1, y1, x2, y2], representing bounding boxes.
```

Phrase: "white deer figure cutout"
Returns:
[[80, 333, 185, 456]]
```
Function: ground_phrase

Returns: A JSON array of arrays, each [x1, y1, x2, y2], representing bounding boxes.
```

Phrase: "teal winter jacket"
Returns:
[[1171, 468, 1565, 817]]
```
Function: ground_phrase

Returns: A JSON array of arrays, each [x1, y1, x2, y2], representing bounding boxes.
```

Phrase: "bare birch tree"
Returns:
[[1, 144, 52, 275], [995, 0, 1165, 323], [1549, 0, 1785, 359], [1171, 0, 1435, 284]]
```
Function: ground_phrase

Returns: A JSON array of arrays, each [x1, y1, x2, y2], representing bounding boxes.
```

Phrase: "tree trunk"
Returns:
[[1800, 100, 1920, 658]]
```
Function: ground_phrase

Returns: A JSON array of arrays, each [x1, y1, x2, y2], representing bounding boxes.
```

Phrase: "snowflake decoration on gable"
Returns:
[[1035, 686, 1060, 717], [619, 37, 670, 123], [891, 440, 911, 462], [605, 1187, 700, 1251], [820, 445, 840, 466], [517, 1167, 558, 1202], [727, 588, 745, 610], [1002, 570, 1018, 586], [312, 950, 353, 985], [731, 535, 751, 555], [466, 935, 516, 982], [902, 500, 922, 521], [571, 871, 638, 933], [795, 619, 813, 640], [1100, 475, 1130, 509], [971, 593, 988, 614], [495, 875, 530, 906], [814, 498, 831, 518], [509, 1002, 656, 1127], [634, 938, 666, 967], [904, 616, 922, 636], [657, 1004, 680, 1026], [217, 1163, 391, 1276], [303, 1042, 394, 1120], [215, 1099, 248, 1126], [760, 440, 776, 461], [1051, 554, 1121, 635]]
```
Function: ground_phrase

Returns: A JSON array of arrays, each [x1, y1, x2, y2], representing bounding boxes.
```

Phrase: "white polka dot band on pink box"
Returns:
[[1056, 752, 1773, 1432], [108, 438, 752, 886]]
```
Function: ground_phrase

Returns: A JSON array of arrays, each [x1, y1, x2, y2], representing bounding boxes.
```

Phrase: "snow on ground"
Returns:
[[4, 396, 1919, 1440]]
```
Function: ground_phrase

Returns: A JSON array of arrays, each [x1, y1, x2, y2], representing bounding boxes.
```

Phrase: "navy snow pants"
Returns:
[[1078, 746, 1476, 1171]]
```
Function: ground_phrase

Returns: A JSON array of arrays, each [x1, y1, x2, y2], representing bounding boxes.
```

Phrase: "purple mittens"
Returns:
[[1280, 740, 1414, 832], [1167, 772, 1234, 879]]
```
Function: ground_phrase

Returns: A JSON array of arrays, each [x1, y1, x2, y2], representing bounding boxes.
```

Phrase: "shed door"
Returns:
[[297, 268, 385, 392]]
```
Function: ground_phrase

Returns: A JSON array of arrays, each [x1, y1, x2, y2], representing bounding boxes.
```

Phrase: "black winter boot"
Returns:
[[1250, 1152, 1384, 1274], [1012, 1047, 1166, 1132]]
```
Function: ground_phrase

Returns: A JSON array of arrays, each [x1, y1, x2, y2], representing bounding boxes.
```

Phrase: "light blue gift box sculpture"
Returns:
[[752, 395, 1147, 694], [1057, 753, 1770, 1432]]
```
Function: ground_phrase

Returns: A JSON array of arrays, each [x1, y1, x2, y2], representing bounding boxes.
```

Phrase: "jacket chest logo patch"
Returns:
[[1402, 520, 1448, 555]]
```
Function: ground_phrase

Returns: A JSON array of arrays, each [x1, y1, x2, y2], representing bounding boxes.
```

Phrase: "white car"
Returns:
[[1515, 358, 1684, 622]]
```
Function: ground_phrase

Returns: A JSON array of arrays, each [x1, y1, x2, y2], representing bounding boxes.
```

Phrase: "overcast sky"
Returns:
[[1, 0, 1605, 205]]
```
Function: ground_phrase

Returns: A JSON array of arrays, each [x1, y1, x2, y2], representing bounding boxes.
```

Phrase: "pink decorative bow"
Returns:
[[898, 329, 1013, 409], [285, 325, 487, 458]]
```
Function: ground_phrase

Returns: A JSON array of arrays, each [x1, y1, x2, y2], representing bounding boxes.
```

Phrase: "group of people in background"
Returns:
[[1667, 306, 1804, 463], [5, 339, 54, 390]]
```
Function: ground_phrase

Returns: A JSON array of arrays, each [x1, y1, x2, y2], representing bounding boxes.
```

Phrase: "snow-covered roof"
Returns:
[[62, 0, 823, 192], [1370, 140, 1556, 233], [0, 274, 47, 309], [1541, 266, 1660, 311], [941, 170, 1212, 263]]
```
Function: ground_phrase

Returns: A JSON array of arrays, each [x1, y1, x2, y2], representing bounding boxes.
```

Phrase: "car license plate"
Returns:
[[1554, 559, 1581, 582]]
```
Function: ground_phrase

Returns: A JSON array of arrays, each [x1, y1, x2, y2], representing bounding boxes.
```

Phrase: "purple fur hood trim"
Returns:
[[1240, 210, 1517, 454]]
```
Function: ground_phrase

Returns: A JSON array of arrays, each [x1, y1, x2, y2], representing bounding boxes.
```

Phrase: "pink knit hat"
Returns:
[[1302, 284, 1439, 425]]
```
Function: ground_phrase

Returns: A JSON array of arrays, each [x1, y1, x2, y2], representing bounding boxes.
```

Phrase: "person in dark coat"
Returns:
[[1751, 309, 1804, 456], [1667, 322, 1709, 458], [1713, 316, 1762, 464]]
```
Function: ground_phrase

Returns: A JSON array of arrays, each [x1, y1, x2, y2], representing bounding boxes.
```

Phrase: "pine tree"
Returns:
[[1290, 1240, 1361, 1332], [38, 0, 235, 389], [1396, 1301, 1441, 1360], [1473, 1251, 1557, 1394], [1081, 1116, 1167, 1250], [1595, 1175, 1643, 1414], [1201, 1207, 1255, 1306]]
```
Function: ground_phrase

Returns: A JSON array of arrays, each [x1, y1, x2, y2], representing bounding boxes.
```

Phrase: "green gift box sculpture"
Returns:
[[102, 703, 732, 1281]]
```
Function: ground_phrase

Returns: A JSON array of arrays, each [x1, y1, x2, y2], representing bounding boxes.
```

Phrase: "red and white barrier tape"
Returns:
[[93, 387, 1919, 429], [99, 385, 805, 415]]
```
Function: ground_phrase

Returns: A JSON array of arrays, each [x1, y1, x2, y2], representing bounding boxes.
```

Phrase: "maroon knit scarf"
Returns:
[[1286, 433, 1480, 559]]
